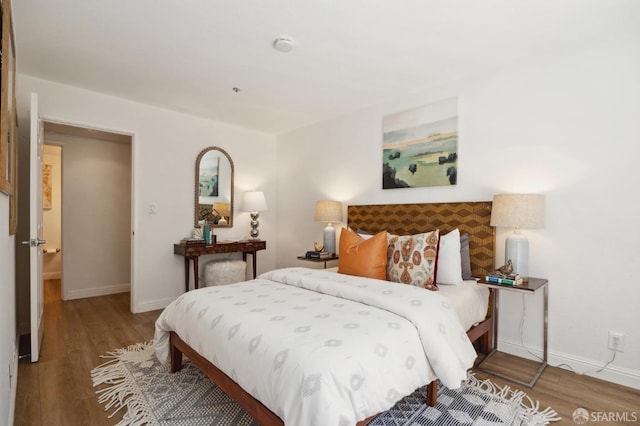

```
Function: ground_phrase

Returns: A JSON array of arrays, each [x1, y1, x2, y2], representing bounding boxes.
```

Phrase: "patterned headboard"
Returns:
[[347, 202, 495, 278]]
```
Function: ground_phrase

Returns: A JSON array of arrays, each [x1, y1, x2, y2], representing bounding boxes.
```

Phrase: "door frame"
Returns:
[[38, 116, 136, 311]]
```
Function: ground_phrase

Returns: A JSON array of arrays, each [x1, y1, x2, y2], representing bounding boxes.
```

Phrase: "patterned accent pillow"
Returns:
[[387, 230, 440, 291]]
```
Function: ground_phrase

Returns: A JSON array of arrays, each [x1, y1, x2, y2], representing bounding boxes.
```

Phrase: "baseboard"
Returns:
[[135, 296, 177, 313], [65, 283, 130, 300], [499, 339, 640, 390], [42, 271, 61, 280], [8, 340, 18, 426]]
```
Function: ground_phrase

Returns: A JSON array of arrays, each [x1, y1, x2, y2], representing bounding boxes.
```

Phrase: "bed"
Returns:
[[154, 201, 495, 425]]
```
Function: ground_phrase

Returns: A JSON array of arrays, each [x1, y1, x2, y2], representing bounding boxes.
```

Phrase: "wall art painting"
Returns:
[[43, 164, 53, 209], [199, 155, 219, 197], [383, 97, 458, 189]]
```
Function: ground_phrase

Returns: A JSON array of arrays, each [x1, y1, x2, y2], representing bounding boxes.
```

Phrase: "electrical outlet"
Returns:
[[147, 203, 157, 214], [608, 331, 625, 352]]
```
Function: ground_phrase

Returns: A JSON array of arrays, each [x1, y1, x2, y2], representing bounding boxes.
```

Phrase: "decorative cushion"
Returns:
[[460, 233, 473, 280], [387, 230, 440, 291], [436, 229, 464, 285], [338, 228, 388, 280]]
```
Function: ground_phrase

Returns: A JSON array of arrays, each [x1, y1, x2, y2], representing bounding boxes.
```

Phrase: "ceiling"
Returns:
[[12, 0, 639, 135]]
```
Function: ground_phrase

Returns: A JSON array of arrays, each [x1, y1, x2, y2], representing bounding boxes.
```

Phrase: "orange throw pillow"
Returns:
[[338, 228, 388, 280]]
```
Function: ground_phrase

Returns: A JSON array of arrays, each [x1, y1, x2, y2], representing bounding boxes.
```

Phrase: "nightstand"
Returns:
[[296, 254, 339, 269], [476, 277, 548, 388]]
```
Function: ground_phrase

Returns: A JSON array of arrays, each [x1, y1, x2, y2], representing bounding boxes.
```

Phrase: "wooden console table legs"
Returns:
[[243, 251, 258, 279], [184, 256, 200, 292]]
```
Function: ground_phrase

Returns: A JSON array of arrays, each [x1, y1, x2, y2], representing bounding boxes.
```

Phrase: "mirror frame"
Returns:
[[194, 146, 234, 228]]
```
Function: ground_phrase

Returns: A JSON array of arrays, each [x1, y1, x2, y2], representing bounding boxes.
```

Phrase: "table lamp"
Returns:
[[490, 194, 545, 280], [213, 202, 230, 225], [315, 200, 343, 254], [242, 191, 267, 239]]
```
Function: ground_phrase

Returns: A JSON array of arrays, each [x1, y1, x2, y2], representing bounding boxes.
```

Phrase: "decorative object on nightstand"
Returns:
[[313, 241, 324, 252], [315, 200, 343, 254], [242, 191, 268, 239], [490, 194, 545, 280], [495, 259, 513, 276]]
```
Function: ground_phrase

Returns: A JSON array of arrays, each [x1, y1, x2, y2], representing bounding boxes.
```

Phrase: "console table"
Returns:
[[174, 240, 267, 291]]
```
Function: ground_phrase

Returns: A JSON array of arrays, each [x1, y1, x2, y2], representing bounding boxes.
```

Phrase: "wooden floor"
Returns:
[[15, 279, 639, 425], [14, 280, 161, 426]]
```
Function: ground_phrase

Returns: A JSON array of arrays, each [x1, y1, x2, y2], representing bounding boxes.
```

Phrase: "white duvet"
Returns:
[[154, 267, 477, 425]]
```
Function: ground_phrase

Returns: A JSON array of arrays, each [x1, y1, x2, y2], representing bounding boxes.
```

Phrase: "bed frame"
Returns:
[[170, 201, 495, 425]]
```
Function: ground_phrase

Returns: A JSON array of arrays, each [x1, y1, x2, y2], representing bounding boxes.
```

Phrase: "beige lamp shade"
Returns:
[[490, 194, 545, 229], [315, 200, 343, 223]]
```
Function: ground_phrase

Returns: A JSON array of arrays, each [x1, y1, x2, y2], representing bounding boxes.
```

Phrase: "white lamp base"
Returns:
[[505, 229, 529, 279], [323, 223, 336, 254]]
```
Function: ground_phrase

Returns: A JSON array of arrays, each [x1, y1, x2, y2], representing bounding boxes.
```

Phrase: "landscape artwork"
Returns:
[[199, 156, 219, 198], [383, 97, 458, 189]]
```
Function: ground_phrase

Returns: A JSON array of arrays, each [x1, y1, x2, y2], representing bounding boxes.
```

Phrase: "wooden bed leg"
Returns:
[[478, 317, 494, 355], [426, 380, 438, 407], [170, 340, 183, 373]]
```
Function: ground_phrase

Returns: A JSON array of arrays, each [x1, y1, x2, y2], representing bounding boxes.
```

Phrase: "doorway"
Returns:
[[17, 120, 134, 358], [43, 122, 133, 302], [42, 144, 62, 281]]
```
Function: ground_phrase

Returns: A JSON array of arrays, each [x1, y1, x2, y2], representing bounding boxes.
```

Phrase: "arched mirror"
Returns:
[[194, 147, 234, 227]]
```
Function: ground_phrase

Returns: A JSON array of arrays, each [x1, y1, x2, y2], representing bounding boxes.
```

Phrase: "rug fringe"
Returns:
[[92, 342, 560, 426], [466, 372, 562, 425], [91, 341, 157, 426]]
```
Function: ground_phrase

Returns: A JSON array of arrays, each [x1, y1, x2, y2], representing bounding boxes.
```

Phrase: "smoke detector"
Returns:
[[273, 37, 294, 53]]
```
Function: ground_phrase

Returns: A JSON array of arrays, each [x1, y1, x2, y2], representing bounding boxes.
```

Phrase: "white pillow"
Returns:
[[436, 228, 463, 285], [357, 232, 374, 240]]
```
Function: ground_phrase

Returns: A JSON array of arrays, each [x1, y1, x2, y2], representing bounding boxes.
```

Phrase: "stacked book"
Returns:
[[484, 273, 523, 286], [305, 251, 332, 259], [180, 237, 205, 245]]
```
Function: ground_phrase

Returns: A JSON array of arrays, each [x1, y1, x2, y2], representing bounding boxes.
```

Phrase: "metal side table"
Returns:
[[476, 277, 548, 388]]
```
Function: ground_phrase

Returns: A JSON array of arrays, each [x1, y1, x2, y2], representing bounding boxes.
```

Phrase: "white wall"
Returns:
[[0, 194, 17, 426], [48, 133, 132, 299], [42, 145, 62, 280], [276, 34, 640, 388], [16, 75, 278, 313]]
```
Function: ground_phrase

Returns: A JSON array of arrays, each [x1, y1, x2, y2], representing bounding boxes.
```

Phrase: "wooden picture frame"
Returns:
[[1, 0, 18, 234], [1, 0, 17, 195], [9, 108, 17, 235]]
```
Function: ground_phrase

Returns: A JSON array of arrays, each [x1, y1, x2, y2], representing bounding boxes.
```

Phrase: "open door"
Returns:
[[27, 93, 44, 362]]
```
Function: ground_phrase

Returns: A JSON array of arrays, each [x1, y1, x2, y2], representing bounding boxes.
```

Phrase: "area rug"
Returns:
[[91, 342, 560, 426]]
